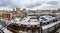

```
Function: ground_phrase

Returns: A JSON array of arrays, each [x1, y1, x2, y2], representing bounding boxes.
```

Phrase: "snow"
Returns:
[[29, 22, 40, 25], [3, 28, 12, 33], [19, 21, 39, 26], [29, 19, 38, 22], [40, 15, 55, 22], [19, 31, 27, 33], [0, 25, 3, 28], [42, 21, 60, 30], [11, 18, 21, 23], [11, 16, 40, 26], [0, 25, 3, 29]]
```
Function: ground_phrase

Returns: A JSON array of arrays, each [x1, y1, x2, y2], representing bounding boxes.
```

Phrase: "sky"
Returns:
[[0, 0, 60, 10]]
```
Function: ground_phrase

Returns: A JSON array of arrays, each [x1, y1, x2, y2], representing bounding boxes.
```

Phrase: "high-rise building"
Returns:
[[16, 8, 21, 13]]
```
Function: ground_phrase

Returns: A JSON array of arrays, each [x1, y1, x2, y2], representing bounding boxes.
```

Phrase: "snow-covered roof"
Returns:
[[28, 16, 37, 18], [11, 16, 40, 26], [11, 18, 21, 23], [14, 18, 21, 21], [0, 25, 3, 29], [21, 16, 39, 25], [3, 28, 12, 33], [29, 19, 38, 22], [42, 21, 60, 30], [22, 16, 31, 22], [40, 15, 55, 22]]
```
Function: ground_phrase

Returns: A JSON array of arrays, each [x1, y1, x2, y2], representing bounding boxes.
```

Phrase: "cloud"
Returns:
[[0, 0, 16, 8], [47, 1, 59, 5], [11, 0, 45, 8], [10, 0, 60, 10], [25, 3, 42, 8], [0, 0, 60, 10]]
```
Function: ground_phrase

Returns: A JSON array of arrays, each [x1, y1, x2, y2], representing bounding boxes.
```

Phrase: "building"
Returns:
[[2, 13, 13, 20]]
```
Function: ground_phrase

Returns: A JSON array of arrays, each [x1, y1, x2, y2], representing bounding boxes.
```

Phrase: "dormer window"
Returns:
[[41, 17, 47, 21]]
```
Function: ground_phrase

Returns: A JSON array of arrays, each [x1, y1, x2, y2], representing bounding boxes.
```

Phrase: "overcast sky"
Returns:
[[0, 0, 60, 10]]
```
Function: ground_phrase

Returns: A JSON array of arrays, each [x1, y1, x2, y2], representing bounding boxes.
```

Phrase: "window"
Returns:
[[53, 19, 57, 22], [44, 22, 48, 25], [47, 22, 49, 24], [47, 28, 50, 33], [41, 17, 47, 21]]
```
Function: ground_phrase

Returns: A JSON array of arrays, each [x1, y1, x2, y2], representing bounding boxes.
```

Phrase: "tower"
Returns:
[[16, 8, 21, 13]]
